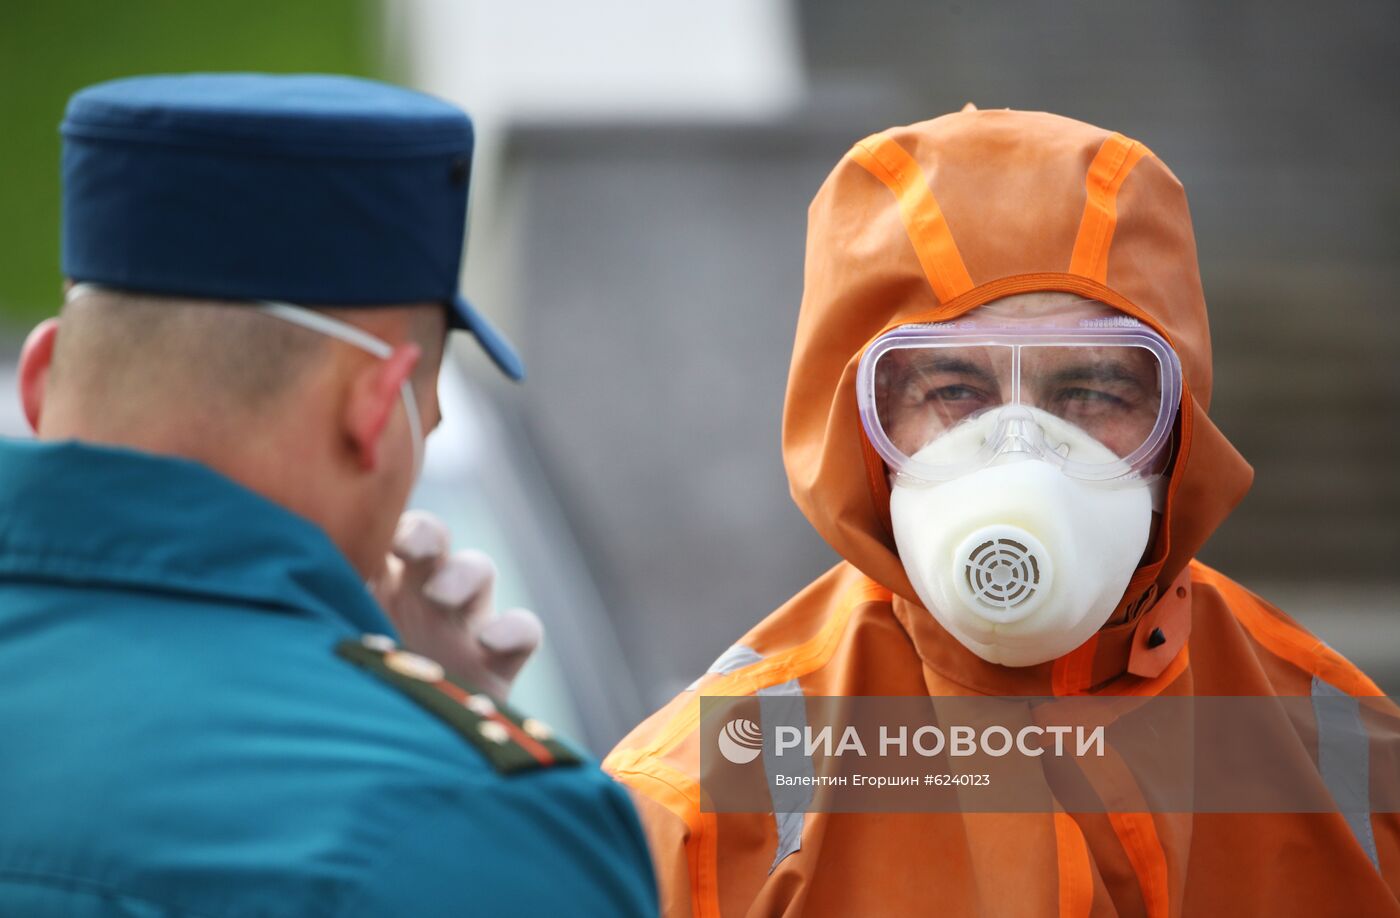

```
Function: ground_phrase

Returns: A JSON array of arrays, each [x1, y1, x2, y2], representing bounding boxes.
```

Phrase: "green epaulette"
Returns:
[[336, 635, 581, 775]]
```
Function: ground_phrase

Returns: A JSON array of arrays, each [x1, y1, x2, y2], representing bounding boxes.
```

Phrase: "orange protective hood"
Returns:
[[783, 109, 1254, 650]]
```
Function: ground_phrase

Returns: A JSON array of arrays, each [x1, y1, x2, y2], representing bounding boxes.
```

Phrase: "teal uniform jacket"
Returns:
[[0, 439, 658, 917]]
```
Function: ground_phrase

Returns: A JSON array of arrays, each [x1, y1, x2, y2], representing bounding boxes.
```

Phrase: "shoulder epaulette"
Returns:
[[336, 635, 581, 775]]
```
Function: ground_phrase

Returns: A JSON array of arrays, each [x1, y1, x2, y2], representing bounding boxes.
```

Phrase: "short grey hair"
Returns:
[[52, 287, 330, 413]]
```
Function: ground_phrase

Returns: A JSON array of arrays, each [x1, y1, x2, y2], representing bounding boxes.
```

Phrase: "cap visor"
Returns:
[[450, 294, 525, 381]]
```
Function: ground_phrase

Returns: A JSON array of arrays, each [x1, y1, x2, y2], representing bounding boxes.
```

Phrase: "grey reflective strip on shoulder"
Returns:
[[711, 644, 765, 675], [688, 646, 812, 867], [692, 643, 809, 870], [759, 677, 809, 872], [686, 643, 765, 691], [1312, 675, 1379, 869]]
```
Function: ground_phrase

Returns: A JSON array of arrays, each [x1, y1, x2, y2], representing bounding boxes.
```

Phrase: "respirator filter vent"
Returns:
[[954, 527, 1053, 624]]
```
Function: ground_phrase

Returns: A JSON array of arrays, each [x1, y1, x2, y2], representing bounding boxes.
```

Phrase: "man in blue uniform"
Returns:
[[0, 74, 657, 916]]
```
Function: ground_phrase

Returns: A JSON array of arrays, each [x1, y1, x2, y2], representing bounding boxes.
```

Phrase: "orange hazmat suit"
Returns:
[[607, 109, 1400, 917]]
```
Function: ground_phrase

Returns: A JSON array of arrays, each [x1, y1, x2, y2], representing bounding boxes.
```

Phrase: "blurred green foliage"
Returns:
[[0, 0, 377, 329]]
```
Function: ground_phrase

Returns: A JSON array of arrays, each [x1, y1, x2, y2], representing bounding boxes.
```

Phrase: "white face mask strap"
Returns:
[[65, 282, 110, 305], [64, 286, 424, 476], [398, 379, 424, 479], [67, 285, 393, 360], [255, 298, 424, 479], [1150, 476, 1168, 514], [67, 286, 396, 367], [254, 299, 393, 359]]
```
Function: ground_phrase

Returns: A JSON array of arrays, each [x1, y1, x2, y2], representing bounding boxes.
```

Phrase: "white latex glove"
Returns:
[[371, 510, 543, 700]]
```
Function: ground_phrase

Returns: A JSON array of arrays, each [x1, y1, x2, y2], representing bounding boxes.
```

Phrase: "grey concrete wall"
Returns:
[[488, 1, 1400, 704], [499, 124, 857, 704], [799, 0, 1400, 584]]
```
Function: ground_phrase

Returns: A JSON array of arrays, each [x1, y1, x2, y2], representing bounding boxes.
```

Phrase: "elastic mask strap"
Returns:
[[255, 300, 393, 359], [398, 378, 425, 478], [1150, 477, 1167, 513], [253, 300, 425, 479], [64, 284, 394, 361], [63, 285, 425, 477], [65, 282, 109, 305]]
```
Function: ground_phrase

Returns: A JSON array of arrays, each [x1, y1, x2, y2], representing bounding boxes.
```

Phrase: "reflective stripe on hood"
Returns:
[[782, 108, 1254, 691]]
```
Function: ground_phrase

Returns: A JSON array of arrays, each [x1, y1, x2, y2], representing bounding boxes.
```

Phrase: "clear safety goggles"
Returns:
[[857, 316, 1182, 487]]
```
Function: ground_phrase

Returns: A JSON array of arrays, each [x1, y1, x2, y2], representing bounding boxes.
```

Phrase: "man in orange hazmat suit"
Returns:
[[605, 108, 1400, 916]]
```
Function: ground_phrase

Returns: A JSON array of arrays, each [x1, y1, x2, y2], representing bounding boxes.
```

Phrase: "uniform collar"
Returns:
[[0, 437, 394, 637]]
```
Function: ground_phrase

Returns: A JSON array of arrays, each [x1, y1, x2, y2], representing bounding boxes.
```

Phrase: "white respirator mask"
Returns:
[[857, 312, 1181, 667]]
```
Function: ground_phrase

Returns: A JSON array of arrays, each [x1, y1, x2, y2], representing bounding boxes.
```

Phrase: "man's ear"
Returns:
[[18, 318, 60, 434], [343, 342, 422, 472]]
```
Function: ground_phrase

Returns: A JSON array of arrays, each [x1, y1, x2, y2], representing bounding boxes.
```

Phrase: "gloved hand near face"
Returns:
[[372, 510, 543, 700]]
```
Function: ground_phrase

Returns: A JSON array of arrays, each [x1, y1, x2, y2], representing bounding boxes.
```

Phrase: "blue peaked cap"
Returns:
[[60, 73, 523, 381]]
